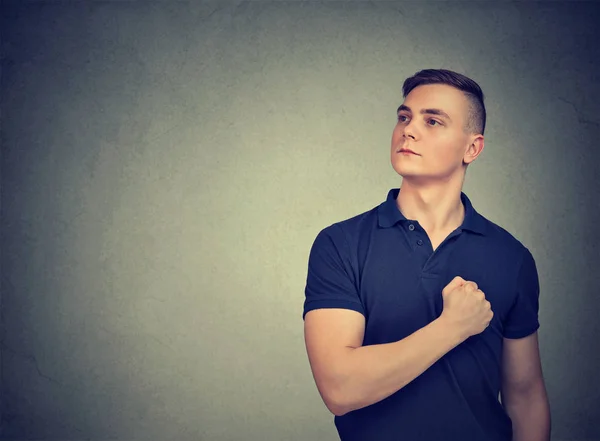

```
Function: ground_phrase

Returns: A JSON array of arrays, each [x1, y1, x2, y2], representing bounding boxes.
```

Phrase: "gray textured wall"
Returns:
[[1, 1, 599, 440]]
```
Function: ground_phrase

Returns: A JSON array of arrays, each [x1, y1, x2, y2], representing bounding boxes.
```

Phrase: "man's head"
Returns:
[[390, 69, 486, 185]]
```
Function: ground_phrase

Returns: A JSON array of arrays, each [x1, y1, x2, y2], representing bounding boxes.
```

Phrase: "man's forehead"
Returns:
[[402, 85, 467, 118]]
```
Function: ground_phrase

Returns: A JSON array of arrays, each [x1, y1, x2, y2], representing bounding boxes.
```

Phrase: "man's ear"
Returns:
[[463, 135, 484, 165]]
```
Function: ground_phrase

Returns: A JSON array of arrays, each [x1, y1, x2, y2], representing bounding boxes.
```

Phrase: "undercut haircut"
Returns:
[[402, 69, 486, 136]]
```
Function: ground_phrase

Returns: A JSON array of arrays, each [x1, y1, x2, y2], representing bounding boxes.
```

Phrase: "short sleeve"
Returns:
[[503, 248, 540, 339], [302, 225, 365, 320]]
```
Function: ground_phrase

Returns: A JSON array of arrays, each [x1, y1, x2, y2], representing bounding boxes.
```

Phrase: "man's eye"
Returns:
[[397, 115, 440, 126]]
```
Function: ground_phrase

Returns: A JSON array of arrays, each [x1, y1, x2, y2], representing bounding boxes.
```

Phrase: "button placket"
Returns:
[[407, 223, 422, 246]]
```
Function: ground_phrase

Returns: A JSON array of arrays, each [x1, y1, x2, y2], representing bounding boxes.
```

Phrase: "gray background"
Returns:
[[1, 1, 599, 440]]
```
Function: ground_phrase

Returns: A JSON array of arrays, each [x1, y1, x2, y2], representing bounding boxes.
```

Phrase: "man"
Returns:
[[302, 69, 551, 441]]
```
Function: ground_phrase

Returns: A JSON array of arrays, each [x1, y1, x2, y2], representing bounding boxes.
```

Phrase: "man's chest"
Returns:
[[355, 233, 518, 345]]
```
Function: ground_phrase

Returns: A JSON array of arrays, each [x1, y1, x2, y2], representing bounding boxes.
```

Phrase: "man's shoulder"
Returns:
[[476, 212, 533, 259], [308, 202, 382, 258]]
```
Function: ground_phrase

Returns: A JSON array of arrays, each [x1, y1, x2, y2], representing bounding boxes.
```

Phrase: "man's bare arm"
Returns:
[[501, 332, 551, 441], [304, 278, 492, 416], [304, 308, 464, 416]]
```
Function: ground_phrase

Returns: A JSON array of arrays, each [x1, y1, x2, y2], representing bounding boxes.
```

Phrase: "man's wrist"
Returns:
[[434, 315, 467, 346]]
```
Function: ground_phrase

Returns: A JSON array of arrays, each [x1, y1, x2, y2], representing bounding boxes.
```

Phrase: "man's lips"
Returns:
[[397, 148, 419, 155]]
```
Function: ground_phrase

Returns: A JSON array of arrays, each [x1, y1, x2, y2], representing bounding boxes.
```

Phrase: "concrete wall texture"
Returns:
[[1, 1, 599, 440]]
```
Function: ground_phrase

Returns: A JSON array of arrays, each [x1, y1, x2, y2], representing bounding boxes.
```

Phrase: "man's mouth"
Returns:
[[397, 149, 418, 155]]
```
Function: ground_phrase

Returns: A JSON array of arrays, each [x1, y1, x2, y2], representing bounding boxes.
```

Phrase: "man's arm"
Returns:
[[501, 332, 551, 441], [304, 308, 465, 416]]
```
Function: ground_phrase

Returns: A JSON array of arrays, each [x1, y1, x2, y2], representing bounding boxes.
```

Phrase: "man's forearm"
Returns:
[[331, 317, 465, 416], [503, 382, 551, 441]]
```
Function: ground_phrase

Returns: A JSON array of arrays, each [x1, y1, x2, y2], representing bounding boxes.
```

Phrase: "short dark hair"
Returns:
[[402, 69, 486, 136]]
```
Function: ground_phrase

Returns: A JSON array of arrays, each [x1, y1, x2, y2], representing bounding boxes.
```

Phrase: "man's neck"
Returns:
[[395, 179, 465, 234]]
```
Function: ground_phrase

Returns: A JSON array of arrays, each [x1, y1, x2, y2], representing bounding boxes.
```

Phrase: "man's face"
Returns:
[[390, 84, 477, 184]]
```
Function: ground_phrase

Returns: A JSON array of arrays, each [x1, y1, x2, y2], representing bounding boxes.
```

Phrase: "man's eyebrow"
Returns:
[[396, 104, 451, 121]]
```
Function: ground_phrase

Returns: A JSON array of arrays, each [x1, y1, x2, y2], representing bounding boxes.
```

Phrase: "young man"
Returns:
[[302, 69, 551, 441]]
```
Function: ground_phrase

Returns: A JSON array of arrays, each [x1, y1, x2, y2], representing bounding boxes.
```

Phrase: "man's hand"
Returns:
[[440, 276, 493, 340]]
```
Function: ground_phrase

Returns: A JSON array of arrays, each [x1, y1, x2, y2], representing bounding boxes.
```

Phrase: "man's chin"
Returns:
[[393, 171, 437, 185], [391, 165, 417, 178]]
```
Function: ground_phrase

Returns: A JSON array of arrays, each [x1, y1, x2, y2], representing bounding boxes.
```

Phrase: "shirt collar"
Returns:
[[377, 188, 487, 235]]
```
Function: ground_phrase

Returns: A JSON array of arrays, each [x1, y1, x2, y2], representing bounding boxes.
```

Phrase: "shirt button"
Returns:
[[417, 239, 423, 246], [408, 224, 415, 231]]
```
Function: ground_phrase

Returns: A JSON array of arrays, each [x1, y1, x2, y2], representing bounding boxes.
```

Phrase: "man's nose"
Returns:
[[402, 121, 417, 140]]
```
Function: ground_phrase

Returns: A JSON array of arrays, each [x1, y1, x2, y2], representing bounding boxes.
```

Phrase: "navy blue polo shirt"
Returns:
[[303, 188, 540, 441]]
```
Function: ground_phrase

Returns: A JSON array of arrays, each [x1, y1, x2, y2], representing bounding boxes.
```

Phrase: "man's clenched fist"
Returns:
[[440, 276, 493, 340]]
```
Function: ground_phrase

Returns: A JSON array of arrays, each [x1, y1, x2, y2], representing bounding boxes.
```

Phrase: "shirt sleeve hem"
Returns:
[[503, 322, 540, 339], [303, 300, 365, 320]]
